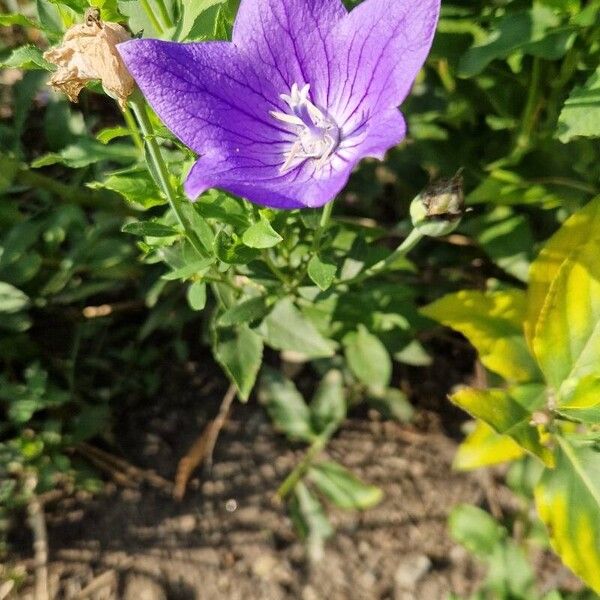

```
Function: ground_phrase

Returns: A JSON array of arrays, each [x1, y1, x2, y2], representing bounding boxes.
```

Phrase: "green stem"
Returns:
[[276, 426, 335, 500], [514, 57, 542, 153], [313, 200, 335, 252], [342, 227, 424, 286], [129, 92, 205, 257], [122, 105, 144, 153], [139, 0, 164, 34]]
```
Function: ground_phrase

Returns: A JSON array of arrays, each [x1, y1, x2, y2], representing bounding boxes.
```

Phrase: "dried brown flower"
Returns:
[[43, 9, 134, 109]]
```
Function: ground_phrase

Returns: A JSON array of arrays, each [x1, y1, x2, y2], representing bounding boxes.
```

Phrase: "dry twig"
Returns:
[[173, 384, 237, 501]]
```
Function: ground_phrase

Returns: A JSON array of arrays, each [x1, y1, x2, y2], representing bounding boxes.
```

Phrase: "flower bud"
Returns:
[[43, 9, 134, 109], [410, 172, 465, 238]]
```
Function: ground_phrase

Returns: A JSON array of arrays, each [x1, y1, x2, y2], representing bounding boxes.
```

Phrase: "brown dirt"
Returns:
[[11, 358, 492, 600]]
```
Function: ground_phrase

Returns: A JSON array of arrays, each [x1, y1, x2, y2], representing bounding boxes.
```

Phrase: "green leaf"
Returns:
[[258, 368, 315, 441], [535, 438, 600, 594], [31, 139, 137, 169], [458, 6, 574, 77], [557, 67, 600, 142], [393, 339, 432, 367], [310, 370, 346, 433], [0, 282, 30, 314], [308, 461, 383, 510], [343, 325, 392, 390], [449, 504, 506, 557], [89, 170, 165, 210], [161, 258, 213, 281], [96, 126, 130, 144], [257, 298, 334, 359], [451, 385, 554, 466], [422, 289, 540, 383], [0, 14, 41, 28], [214, 229, 260, 264], [556, 375, 600, 424], [526, 197, 600, 390], [1, 45, 54, 70], [367, 388, 414, 422], [175, 0, 225, 40], [122, 221, 179, 238], [187, 281, 207, 311], [290, 482, 333, 556], [242, 216, 283, 249], [214, 325, 262, 402], [218, 296, 270, 327], [453, 420, 526, 471], [307, 254, 337, 291]]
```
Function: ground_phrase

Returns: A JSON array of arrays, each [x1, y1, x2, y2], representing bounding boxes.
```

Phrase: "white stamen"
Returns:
[[271, 83, 340, 174]]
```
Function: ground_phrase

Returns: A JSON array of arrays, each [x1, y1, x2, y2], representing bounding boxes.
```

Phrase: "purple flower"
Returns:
[[119, 0, 440, 209]]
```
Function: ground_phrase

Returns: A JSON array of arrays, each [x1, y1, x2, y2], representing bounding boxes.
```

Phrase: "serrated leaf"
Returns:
[[308, 254, 337, 291], [526, 197, 600, 391], [557, 67, 600, 142], [258, 368, 315, 441], [422, 289, 540, 383], [344, 324, 391, 390], [90, 170, 165, 210], [122, 221, 179, 238], [451, 385, 554, 466], [454, 420, 526, 471], [308, 461, 383, 510], [1, 45, 54, 70], [214, 325, 262, 402], [242, 216, 282, 249], [257, 298, 334, 359], [535, 438, 600, 594], [32, 139, 137, 169], [218, 296, 270, 327], [175, 0, 224, 40]]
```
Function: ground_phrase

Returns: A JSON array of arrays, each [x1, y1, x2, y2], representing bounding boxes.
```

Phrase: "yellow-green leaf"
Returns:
[[421, 290, 540, 383], [556, 374, 600, 424], [526, 197, 600, 390], [451, 385, 554, 466], [453, 420, 525, 471], [535, 438, 600, 594]]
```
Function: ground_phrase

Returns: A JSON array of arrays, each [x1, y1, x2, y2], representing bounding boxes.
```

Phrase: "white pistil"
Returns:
[[270, 83, 340, 174]]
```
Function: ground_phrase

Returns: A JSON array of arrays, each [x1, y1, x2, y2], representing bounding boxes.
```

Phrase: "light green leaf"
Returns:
[[242, 216, 283, 249], [96, 126, 131, 144], [449, 504, 506, 557], [0, 282, 30, 314], [307, 254, 337, 291], [367, 388, 414, 422], [451, 385, 554, 466], [535, 438, 600, 594], [122, 221, 179, 238], [89, 170, 165, 210], [257, 298, 334, 358], [32, 139, 137, 169], [290, 482, 333, 557], [453, 420, 526, 471], [161, 258, 213, 281], [556, 375, 600, 424], [175, 0, 224, 40], [258, 368, 315, 441], [422, 289, 540, 383], [526, 197, 600, 390], [308, 461, 383, 510], [0, 14, 41, 28], [557, 67, 600, 142], [218, 296, 270, 327], [1, 45, 54, 70], [187, 281, 207, 311], [344, 324, 392, 390], [310, 370, 346, 433], [214, 325, 262, 402]]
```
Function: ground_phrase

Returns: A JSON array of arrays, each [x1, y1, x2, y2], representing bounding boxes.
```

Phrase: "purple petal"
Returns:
[[118, 39, 293, 158], [233, 0, 347, 100], [327, 0, 441, 129], [184, 150, 354, 209]]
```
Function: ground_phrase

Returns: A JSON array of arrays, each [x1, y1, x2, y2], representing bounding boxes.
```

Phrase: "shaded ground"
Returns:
[[9, 343, 498, 600]]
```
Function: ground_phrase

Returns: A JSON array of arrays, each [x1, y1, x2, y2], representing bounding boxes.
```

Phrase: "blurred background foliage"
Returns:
[[1, 0, 600, 595]]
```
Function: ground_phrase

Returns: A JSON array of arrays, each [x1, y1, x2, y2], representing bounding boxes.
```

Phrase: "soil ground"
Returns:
[[10, 352, 578, 600]]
